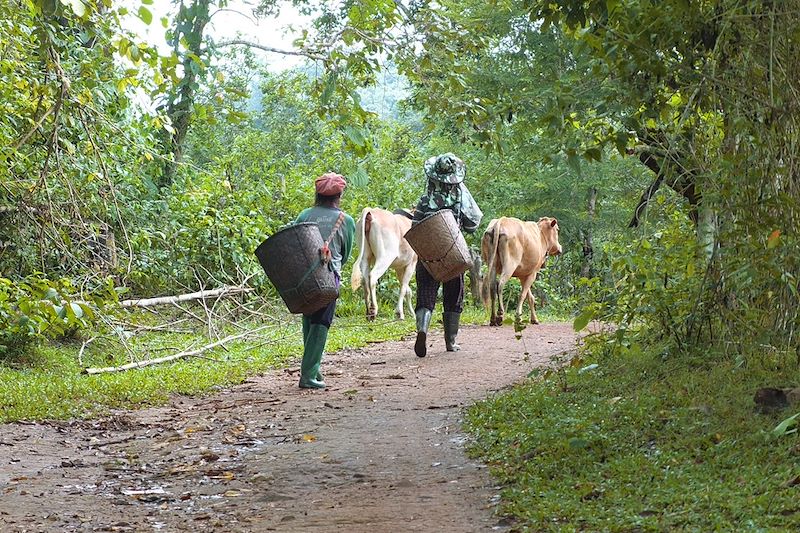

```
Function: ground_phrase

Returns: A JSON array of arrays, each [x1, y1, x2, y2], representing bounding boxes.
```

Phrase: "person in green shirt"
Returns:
[[293, 172, 356, 389]]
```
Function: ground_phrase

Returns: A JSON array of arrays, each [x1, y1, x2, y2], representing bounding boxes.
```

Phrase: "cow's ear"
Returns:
[[550, 218, 558, 227]]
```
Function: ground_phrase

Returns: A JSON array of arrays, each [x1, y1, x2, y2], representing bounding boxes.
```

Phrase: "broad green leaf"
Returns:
[[62, 0, 86, 17], [343, 125, 366, 147], [43, 287, 59, 303], [573, 309, 594, 331], [772, 413, 799, 437], [69, 302, 84, 319], [349, 166, 369, 187], [138, 5, 152, 24]]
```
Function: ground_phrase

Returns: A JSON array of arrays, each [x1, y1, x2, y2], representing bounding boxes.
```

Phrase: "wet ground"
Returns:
[[0, 323, 578, 532]]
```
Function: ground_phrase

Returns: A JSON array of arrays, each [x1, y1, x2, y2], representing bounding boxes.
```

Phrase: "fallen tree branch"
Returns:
[[120, 285, 253, 308], [78, 335, 99, 366], [109, 317, 194, 334], [84, 324, 271, 375]]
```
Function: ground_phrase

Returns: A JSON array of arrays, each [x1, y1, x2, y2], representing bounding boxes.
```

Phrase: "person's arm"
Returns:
[[341, 214, 356, 264], [459, 187, 483, 234]]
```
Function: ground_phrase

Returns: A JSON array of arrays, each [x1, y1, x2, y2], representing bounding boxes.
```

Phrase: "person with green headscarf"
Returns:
[[411, 153, 482, 357]]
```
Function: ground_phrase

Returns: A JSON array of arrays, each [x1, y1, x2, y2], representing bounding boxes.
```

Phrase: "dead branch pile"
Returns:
[[82, 281, 289, 374]]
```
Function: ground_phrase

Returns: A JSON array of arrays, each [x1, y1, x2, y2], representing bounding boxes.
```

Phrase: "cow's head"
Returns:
[[538, 217, 563, 257]]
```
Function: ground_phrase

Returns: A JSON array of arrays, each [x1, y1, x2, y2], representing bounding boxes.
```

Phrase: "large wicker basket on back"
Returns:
[[404, 210, 471, 282], [254, 223, 339, 314]]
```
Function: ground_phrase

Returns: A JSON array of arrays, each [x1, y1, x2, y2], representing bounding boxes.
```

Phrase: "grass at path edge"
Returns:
[[464, 347, 800, 531]]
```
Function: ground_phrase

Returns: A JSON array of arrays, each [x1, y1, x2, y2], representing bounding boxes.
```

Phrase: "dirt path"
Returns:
[[0, 323, 578, 532]]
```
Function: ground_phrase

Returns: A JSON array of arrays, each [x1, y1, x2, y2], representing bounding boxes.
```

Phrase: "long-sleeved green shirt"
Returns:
[[294, 206, 356, 275]]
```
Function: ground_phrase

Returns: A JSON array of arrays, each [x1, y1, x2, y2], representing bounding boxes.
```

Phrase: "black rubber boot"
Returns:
[[443, 312, 461, 352], [414, 308, 432, 357]]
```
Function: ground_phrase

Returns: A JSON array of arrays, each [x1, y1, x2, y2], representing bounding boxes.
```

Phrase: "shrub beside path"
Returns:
[[0, 323, 579, 532]]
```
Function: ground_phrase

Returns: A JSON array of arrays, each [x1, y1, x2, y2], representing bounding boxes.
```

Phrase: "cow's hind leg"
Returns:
[[360, 258, 374, 321], [360, 250, 379, 321], [366, 246, 394, 321], [488, 277, 500, 326], [395, 262, 415, 320], [494, 256, 517, 326], [494, 278, 507, 326]]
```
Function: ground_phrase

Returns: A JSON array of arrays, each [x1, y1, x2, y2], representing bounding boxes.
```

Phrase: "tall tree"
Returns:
[[159, 0, 216, 188]]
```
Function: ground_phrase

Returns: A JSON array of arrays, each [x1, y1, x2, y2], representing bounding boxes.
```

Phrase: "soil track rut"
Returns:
[[0, 323, 578, 532]]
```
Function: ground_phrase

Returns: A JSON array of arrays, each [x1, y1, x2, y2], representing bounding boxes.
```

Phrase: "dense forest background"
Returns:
[[2, 0, 799, 367]]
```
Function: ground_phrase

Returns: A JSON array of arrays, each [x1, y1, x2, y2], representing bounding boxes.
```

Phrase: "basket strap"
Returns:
[[320, 211, 346, 264], [289, 212, 346, 296]]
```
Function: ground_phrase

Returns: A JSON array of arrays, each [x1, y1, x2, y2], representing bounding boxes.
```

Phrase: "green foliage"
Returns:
[[0, 0, 166, 280], [578, 203, 709, 354], [465, 350, 800, 530], [0, 275, 112, 359]]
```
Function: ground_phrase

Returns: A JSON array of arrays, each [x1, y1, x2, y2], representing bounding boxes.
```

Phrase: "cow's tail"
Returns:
[[481, 223, 501, 308], [350, 208, 370, 291]]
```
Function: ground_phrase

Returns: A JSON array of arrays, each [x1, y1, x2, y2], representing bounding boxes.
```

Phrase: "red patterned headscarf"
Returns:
[[315, 172, 347, 195]]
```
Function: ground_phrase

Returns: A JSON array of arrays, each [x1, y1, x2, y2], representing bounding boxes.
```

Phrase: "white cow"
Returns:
[[351, 208, 417, 320]]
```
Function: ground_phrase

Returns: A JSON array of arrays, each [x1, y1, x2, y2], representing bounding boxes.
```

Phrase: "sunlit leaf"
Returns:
[[62, 0, 86, 17], [138, 5, 152, 25]]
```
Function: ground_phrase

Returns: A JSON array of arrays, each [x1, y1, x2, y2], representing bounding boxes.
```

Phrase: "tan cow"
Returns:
[[351, 208, 417, 320], [481, 216, 562, 326]]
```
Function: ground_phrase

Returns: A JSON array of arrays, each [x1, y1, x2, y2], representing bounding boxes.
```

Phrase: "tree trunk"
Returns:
[[159, 0, 212, 188], [580, 186, 597, 278], [696, 200, 716, 260]]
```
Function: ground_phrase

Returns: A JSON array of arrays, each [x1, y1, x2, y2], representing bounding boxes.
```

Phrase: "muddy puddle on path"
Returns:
[[0, 323, 579, 532]]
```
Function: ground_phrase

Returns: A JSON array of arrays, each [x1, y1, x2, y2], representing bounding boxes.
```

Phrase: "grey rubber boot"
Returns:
[[299, 324, 328, 389], [414, 308, 432, 357], [443, 311, 461, 352], [302, 316, 323, 381]]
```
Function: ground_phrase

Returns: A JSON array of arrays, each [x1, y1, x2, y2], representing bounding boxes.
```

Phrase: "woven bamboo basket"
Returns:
[[254, 223, 339, 314], [404, 210, 471, 282]]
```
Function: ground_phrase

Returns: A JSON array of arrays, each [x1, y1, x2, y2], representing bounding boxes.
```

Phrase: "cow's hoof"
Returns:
[[531, 319, 540, 325], [367, 313, 377, 322]]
